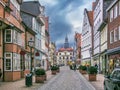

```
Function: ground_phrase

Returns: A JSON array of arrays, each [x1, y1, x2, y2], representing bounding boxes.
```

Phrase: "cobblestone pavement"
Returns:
[[0, 70, 54, 90], [36, 66, 95, 90], [83, 74, 104, 90]]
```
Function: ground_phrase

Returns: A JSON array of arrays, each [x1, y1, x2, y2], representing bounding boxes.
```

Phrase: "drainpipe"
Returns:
[[2, 27, 5, 81]]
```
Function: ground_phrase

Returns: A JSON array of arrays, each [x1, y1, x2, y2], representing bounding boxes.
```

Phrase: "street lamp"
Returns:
[[28, 38, 34, 74]]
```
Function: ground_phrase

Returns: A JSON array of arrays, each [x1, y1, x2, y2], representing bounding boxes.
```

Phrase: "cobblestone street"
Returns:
[[36, 66, 95, 90]]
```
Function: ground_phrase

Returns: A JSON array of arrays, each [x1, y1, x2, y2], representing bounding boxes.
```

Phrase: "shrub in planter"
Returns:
[[88, 66, 97, 74], [35, 68, 46, 83], [51, 65, 58, 75], [79, 65, 87, 74], [56, 66, 60, 72], [88, 66, 97, 81]]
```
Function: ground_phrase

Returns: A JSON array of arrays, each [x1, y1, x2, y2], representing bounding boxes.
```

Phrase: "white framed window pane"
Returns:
[[5, 29, 12, 42], [5, 53, 12, 71], [114, 5, 118, 18], [114, 28, 118, 42], [119, 26, 120, 40], [13, 53, 20, 71], [110, 31, 114, 43], [6, 59, 11, 70], [119, 1, 120, 15], [110, 9, 113, 22]]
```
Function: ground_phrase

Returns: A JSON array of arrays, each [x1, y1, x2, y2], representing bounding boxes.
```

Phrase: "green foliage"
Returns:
[[88, 66, 97, 74], [51, 65, 58, 71], [79, 65, 87, 71], [35, 68, 45, 76]]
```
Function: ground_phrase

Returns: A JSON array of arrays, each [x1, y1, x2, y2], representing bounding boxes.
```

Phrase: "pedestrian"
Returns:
[[73, 63, 76, 71]]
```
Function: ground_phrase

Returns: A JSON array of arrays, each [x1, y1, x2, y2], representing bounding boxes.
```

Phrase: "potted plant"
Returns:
[[79, 65, 87, 74], [35, 68, 46, 83], [56, 65, 60, 73], [51, 65, 57, 75], [88, 66, 97, 81]]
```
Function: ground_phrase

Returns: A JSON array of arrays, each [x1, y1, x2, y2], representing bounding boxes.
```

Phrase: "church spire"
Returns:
[[64, 34, 69, 48]]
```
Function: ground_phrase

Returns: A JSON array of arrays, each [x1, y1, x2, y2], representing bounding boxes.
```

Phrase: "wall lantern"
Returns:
[[35, 51, 40, 56]]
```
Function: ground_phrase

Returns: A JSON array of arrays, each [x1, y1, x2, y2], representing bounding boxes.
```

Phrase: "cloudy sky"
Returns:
[[24, 0, 94, 48]]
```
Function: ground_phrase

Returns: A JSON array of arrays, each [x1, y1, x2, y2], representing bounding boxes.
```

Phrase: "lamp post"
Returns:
[[28, 38, 34, 74]]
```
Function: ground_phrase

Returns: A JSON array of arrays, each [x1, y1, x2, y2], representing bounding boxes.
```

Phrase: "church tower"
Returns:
[[64, 35, 69, 48]]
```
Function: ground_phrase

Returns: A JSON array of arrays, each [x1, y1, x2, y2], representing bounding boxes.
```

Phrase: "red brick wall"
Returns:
[[0, 4, 4, 18], [4, 71, 21, 81], [5, 44, 21, 53], [108, 14, 120, 49]]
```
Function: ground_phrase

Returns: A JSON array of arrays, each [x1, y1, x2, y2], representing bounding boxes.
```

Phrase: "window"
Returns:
[[59, 53, 61, 55], [119, 1, 120, 15], [5, 29, 22, 45], [5, 29, 12, 43], [25, 54, 30, 70], [114, 28, 118, 42], [110, 30, 114, 43], [114, 4, 118, 18], [5, 53, 12, 71], [110, 9, 113, 22], [13, 53, 20, 71], [119, 26, 120, 40]]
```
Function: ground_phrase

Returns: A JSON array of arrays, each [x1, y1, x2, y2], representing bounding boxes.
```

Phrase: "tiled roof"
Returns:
[[21, 1, 41, 16], [87, 11, 93, 26], [58, 47, 73, 52]]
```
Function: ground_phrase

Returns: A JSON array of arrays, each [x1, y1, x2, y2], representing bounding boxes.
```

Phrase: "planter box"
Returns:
[[51, 70, 56, 75], [79, 70, 87, 74], [89, 74, 97, 81], [43, 74, 47, 81], [35, 75, 44, 83], [57, 69, 60, 73]]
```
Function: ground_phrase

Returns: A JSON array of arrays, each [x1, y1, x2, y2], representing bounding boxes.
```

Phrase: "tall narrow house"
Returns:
[[0, 0, 25, 81], [81, 8, 93, 66], [93, 0, 112, 73], [107, 0, 120, 73]]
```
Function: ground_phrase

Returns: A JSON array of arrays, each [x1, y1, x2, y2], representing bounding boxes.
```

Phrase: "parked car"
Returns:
[[104, 68, 120, 90]]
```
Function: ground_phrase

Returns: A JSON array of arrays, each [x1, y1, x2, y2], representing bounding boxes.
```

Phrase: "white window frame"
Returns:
[[110, 30, 114, 43], [4, 53, 12, 71], [119, 26, 120, 40], [25, 54, 30, 70], [13, 53, 20, 71], [110, 9, 113, 22], [5, 29, 12, 43], [119, 1, 120, 15], [114, 4, 118, 19], [114, 28, 118, 42]]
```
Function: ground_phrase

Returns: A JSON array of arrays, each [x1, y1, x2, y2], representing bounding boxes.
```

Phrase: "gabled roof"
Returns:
[[87, 11, 93, 27], [20, 1, 41, 16]]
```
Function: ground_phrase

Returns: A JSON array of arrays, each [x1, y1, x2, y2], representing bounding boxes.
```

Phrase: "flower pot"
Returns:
[[57, 69, 60, 73], [79, 70, 87, 74], [35, 75, 44, 83], [43, 74, 47, 81], [89, 74, 97, 81], [51, 70, 56, 75]]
